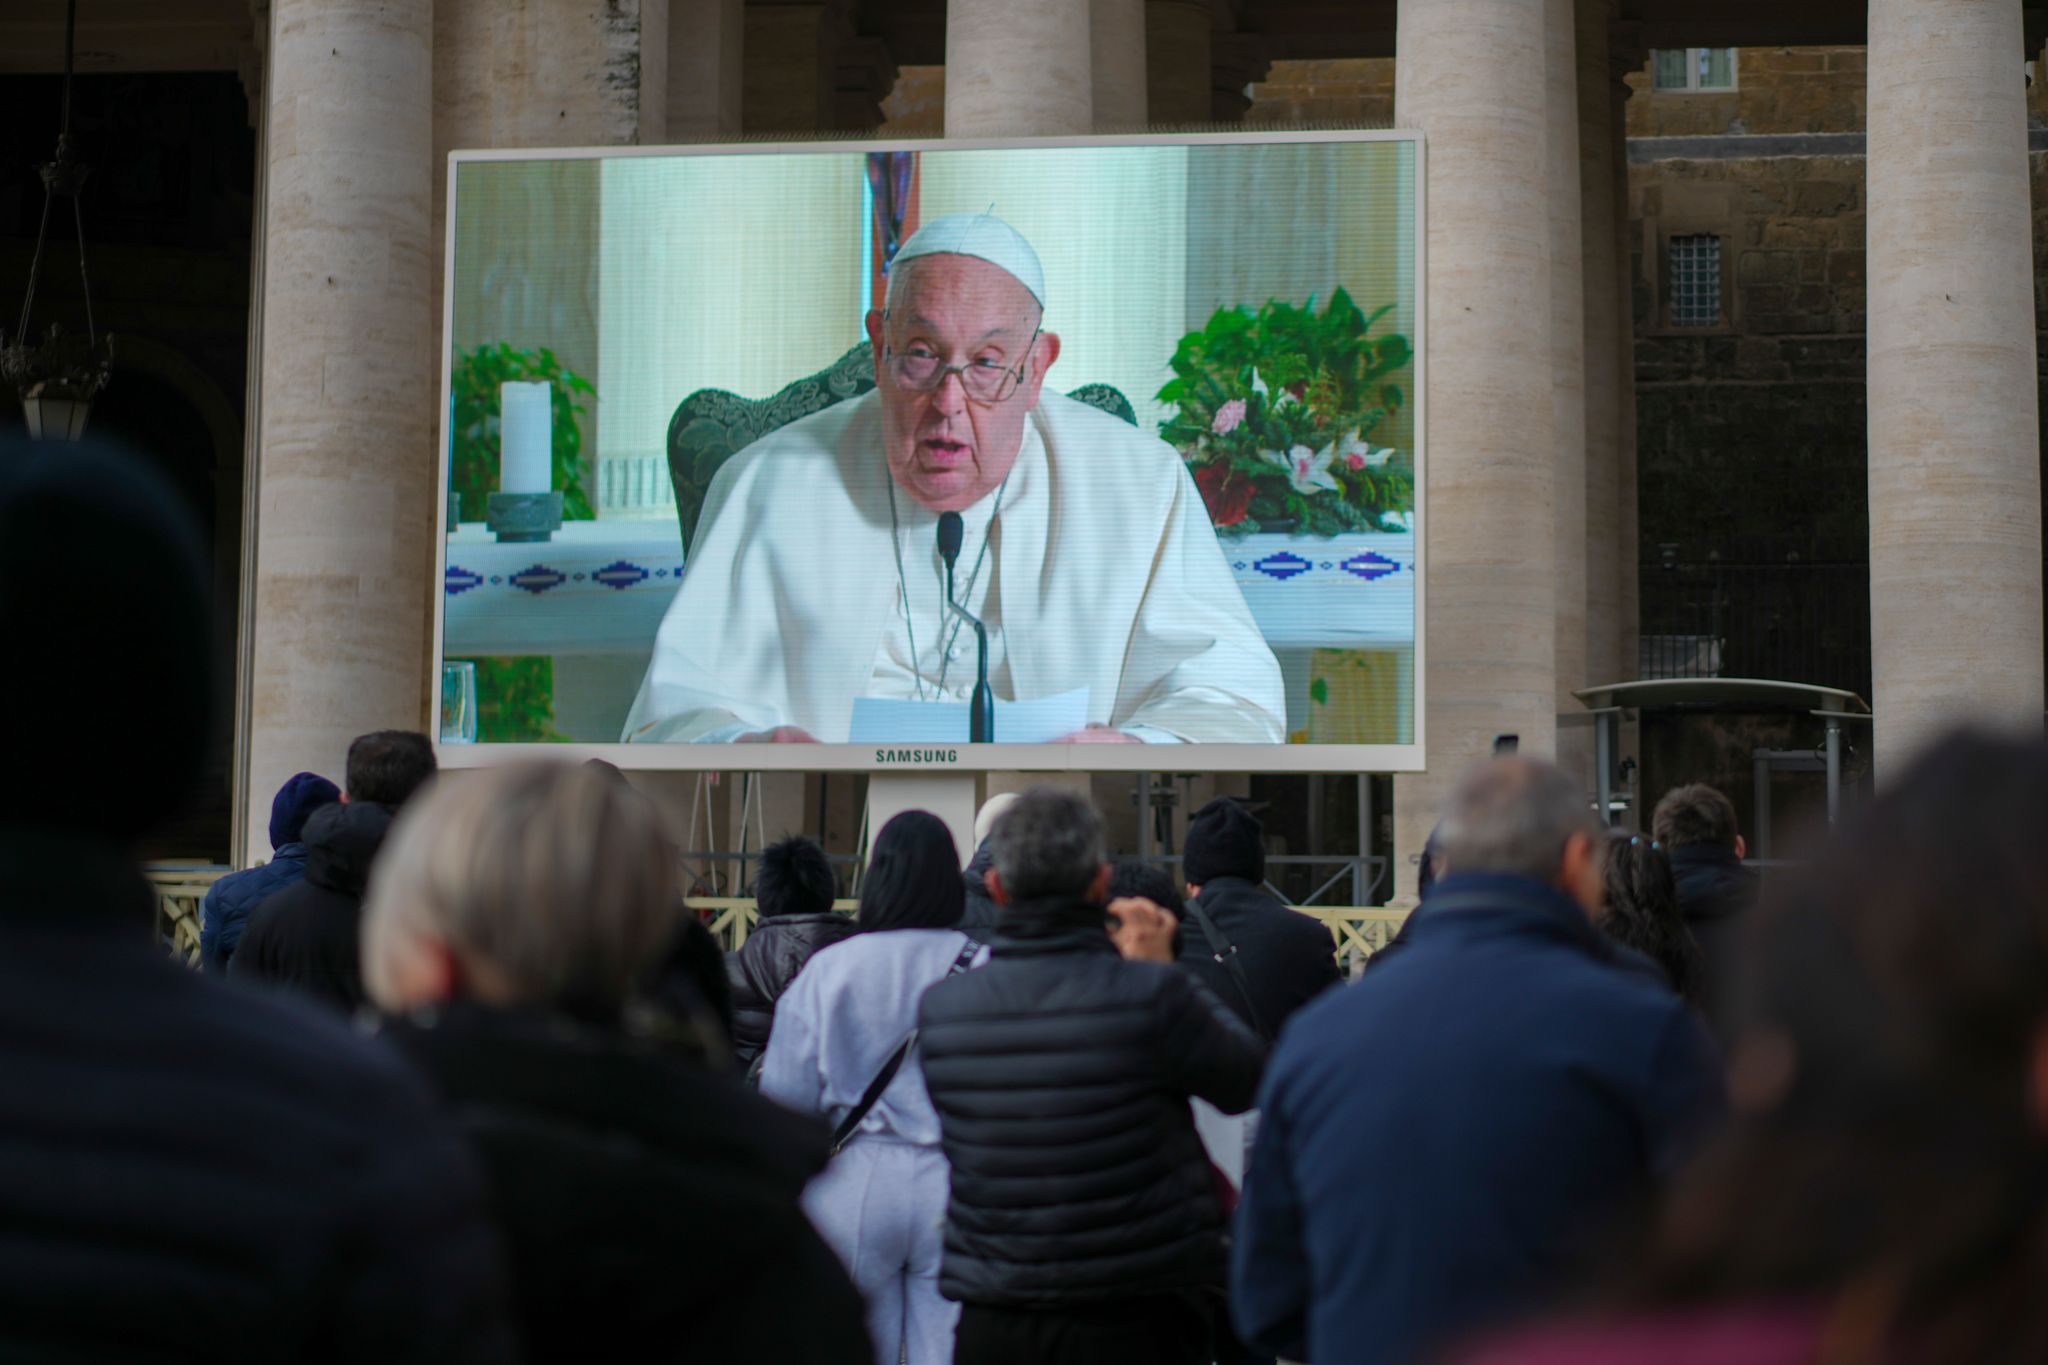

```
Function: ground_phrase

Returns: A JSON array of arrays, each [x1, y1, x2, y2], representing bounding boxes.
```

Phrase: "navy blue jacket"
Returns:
[[1232, 872, 1725, 1365], [199, 842, 309, 974]]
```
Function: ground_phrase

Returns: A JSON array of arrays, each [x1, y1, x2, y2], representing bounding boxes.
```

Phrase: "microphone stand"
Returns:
[[944, 595, 995, 744], [937, 512, 994, 743]]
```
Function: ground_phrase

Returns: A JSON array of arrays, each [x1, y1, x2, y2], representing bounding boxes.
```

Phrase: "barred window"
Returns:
[[1652, 48, 1737, 91], [1668, 234, 1724, 328]]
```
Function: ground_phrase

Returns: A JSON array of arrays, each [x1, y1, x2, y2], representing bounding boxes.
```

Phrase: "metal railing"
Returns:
[[1639, 558, 1871, 695], [145, 865, 230, 966], [695, 897, 1409, 978]]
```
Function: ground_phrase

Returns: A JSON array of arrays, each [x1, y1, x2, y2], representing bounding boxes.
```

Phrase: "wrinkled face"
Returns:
[[866, 254, 1058, 512]]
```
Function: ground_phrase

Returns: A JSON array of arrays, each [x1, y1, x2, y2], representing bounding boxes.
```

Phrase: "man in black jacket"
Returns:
[[726, 834, 853, 1069], [920, 788, 1266, 1365], [0, 437, 516, 1363], [234, 731, 436, 1013], [1652, 782, 1759, 1030], [1177, 797, 1341, 1040]]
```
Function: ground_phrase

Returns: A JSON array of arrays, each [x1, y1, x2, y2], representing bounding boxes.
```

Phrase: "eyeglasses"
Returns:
[[883, 328, 1039, 405]]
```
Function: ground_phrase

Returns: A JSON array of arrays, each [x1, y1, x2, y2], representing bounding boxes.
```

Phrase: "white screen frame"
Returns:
[[433, 128, 1426, 774]]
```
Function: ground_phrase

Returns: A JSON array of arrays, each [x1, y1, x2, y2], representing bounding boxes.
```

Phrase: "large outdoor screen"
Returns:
[[435, 132, 1424, 771]]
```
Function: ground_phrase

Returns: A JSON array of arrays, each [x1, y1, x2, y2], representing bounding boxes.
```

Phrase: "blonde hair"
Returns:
[[363, 761, 682, 1015]]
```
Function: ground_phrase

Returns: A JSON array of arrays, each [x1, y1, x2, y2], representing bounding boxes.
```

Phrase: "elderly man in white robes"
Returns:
[[623, 212, 1285, 745]]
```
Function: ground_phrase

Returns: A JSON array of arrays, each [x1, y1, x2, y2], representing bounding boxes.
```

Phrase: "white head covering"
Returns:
[[892, 212, 1046, 307], [973, 791, 1022, 848]]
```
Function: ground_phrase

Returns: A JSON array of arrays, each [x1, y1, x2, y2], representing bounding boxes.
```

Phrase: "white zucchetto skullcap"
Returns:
[[893, 212, 1046, 307]]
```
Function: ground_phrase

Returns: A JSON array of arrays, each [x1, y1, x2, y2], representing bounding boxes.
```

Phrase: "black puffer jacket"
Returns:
[[725, 912, 855, 1068], [958, 842, 1002, 941], [383, 1003, 870, 1364], [232, 799, 395, 1013], [1176, 875, 1341, 1039], [918, 896, 1267, 1307]]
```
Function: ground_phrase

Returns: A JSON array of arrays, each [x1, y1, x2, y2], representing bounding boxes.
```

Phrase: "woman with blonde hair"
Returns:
[[362, 760, 867, 1364]]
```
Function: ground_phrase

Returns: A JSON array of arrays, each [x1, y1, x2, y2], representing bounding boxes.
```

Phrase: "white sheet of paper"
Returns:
[[847, 687, 1091, 745]]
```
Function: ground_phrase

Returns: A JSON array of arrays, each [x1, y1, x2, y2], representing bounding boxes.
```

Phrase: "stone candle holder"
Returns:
[[486, 490, 564, 543]]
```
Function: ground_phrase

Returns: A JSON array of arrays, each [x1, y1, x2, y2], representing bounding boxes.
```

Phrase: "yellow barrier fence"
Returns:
[[147, 876, 1412, 978], [144, 866, 232, 967], [693, 898, 1409, 974]]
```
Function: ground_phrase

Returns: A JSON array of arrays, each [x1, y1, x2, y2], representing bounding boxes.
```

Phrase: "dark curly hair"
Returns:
[[754, 835, 837, 920], [1599, 832, 1701, 1002]]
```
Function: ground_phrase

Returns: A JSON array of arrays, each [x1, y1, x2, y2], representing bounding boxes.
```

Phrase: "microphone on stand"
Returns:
[[936, 511, 994, 744]]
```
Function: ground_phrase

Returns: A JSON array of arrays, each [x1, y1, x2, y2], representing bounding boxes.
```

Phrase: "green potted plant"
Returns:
[[1157, 289, 1413, 538]]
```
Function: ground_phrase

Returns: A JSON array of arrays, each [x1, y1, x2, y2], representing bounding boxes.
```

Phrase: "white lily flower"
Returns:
[[1283, 443, 1341, 495], [1332, 430, 1398, 470]]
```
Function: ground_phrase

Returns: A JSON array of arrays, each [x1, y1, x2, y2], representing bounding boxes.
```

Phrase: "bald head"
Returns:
[[1437, 756, 1599, 884]]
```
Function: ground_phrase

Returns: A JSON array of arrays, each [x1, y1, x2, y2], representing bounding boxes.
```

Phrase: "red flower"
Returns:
[[1195, 463, 1254, 528]]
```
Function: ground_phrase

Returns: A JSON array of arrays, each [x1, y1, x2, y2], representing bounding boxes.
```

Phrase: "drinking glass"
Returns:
[[440, 660, 479, 744]]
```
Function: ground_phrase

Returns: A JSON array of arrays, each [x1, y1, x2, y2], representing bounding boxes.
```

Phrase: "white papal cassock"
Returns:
[[623, 389, 1286, 744]]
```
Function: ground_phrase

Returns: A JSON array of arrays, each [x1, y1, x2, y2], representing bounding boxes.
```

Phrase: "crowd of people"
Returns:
[[9, 436, 2048, 1365]]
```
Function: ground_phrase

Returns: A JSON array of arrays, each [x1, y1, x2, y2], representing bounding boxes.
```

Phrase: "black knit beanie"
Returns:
[[1183, 797, 1265, 886]]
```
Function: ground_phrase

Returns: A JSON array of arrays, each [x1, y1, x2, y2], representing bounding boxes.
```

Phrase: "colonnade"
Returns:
[[236, 0, 2045, 869]]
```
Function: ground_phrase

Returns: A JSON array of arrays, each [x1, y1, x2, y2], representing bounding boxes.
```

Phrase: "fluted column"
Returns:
[[946, 0, 1092, 135], [1547, 0, 1589, 791], [1391, 0, 1558, 878], [1093, 0, 1149, 128], [242, 0, 433, 865], [1867, 0, 2044, 774]]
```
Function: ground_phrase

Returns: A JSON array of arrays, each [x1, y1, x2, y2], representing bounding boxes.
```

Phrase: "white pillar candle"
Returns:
[[499, 381, 553, 494]]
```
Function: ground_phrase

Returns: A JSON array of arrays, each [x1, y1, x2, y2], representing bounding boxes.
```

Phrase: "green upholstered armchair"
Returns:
[[666, 341, 1138, 552]]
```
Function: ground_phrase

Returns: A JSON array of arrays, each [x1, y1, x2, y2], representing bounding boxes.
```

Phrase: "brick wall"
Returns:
[[1625, 47, 1867, 137], [1629, 154, 1869, 570]]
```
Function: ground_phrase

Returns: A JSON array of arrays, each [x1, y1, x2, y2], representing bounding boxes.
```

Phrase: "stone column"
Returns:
[[946, 0, 1092, 135], [665, 0, 746, 139], [1546, 0, 1589, 791], [1093, 0, 1149, 128], [1577, 0, 1622, 693], [1611, 34, 1641, 818], [1391, 0, 1557, 881], [242, 0, 433, 865], [743, 4, 835, 131], [1867, 0, 2045, 773], [1145, 0, 1211, 124]]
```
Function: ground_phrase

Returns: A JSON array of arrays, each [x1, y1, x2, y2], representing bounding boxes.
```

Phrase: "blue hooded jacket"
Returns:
[[199, 772, 339, 973]]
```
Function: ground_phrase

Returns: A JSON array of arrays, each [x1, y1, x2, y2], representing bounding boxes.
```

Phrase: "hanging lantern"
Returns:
[[1, 0, 115, 442]]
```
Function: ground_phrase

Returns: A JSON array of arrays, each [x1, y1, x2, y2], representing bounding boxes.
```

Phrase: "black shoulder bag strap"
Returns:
[[1186, 899, 1270, 1041], [827, 936, 982, 1157]]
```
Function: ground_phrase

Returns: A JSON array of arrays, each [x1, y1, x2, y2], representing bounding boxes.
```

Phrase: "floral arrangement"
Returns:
[[1157, 289, 1414, 538]]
